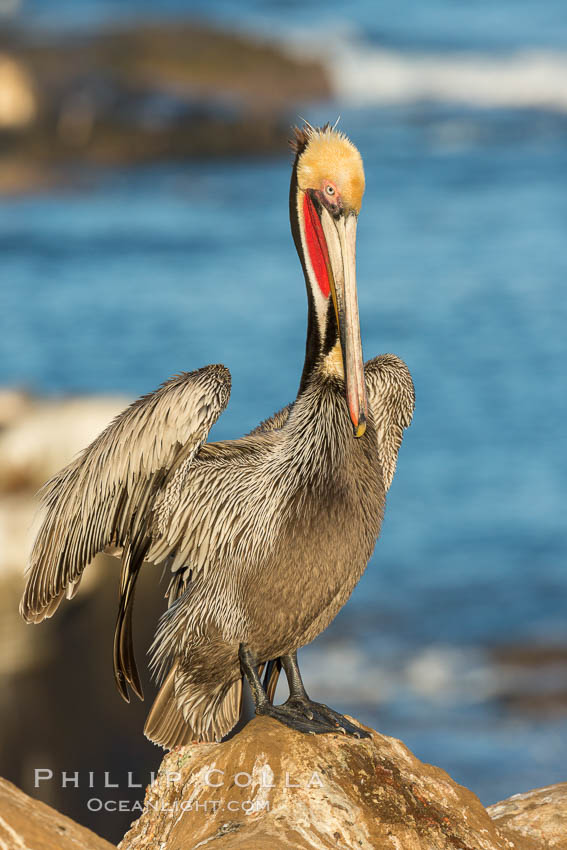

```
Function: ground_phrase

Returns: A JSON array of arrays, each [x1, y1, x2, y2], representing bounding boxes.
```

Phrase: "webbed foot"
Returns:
[[255, 700, 341, 735], [284, 696, 370, 738]]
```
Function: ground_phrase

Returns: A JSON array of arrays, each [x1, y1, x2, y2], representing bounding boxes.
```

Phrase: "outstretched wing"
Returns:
[[20, 364, 231, 627], [365, 354, 415, 491]]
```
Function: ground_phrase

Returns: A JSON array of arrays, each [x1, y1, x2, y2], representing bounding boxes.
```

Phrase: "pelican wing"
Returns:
[[20, 364, 231, 625], [365, 354, 415, 491]]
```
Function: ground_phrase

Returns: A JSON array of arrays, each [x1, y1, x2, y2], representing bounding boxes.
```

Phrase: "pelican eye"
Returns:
[[325, 185, 335, 196]]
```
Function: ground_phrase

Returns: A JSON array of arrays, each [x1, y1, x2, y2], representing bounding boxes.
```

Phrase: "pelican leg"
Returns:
[[239, 644, 337, 735], [281, 651, 371, 739]]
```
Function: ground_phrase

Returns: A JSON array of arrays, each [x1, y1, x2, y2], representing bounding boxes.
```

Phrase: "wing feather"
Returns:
[[365, 354, 415, 491], [20, 364, 231, 624]]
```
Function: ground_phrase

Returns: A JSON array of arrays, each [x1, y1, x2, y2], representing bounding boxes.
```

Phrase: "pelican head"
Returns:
[[291, 124, 368, 437]]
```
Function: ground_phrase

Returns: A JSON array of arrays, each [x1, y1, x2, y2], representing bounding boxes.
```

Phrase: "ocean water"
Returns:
[[2, 0, 567, 808]]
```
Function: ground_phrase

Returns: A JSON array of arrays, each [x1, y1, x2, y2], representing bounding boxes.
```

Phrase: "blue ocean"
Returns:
[[2, 0, 567, 807]]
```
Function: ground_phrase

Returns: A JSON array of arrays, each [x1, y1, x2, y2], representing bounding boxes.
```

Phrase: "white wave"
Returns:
[[327, 44, 567, 111]]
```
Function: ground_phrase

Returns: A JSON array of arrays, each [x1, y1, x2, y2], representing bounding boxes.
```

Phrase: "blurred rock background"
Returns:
[[0, 16, 328, 193], [1, 0, 567, 844]]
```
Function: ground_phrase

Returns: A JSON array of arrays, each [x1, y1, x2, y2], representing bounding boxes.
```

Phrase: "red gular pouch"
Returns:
[[303, 192, 331, 299]]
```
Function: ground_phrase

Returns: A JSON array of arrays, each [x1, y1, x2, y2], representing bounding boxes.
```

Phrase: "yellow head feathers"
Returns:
[[293, 124, 365, 214]]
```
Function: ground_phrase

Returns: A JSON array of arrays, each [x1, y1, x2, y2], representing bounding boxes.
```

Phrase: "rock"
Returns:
[[119, 716, 529, 850], [0, 493, 37, 580], [0, 776, 115, 850], [0, 20, 331, 191], [0, 53, 36, 129], [490, 645, 567, 717], [0, 395, 128, 494], [488, 784, 567, 849], [1, 726, 564, 850], [0, 388, 33, 429]]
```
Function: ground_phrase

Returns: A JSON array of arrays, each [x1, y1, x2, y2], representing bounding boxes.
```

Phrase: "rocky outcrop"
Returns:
[[488, 784, 567, 850], [1, 712, 567, 848], [119, 715, 542, 850], [0, 21, 330, 193], [0, 776, 114, 850]]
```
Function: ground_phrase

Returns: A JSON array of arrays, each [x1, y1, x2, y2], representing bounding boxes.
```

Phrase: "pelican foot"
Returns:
[[284, 697, 371, 739], [255, 702, 342, 735]]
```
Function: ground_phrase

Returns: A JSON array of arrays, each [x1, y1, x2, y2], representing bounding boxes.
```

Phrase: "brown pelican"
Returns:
[[20, 124, 414, 747]]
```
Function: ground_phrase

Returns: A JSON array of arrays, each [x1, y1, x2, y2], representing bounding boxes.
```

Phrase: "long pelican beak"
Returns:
[[320, 208, 368, 437]]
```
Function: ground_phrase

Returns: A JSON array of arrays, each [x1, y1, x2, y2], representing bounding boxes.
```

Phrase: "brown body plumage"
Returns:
[[20, 125, 414, 747]]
